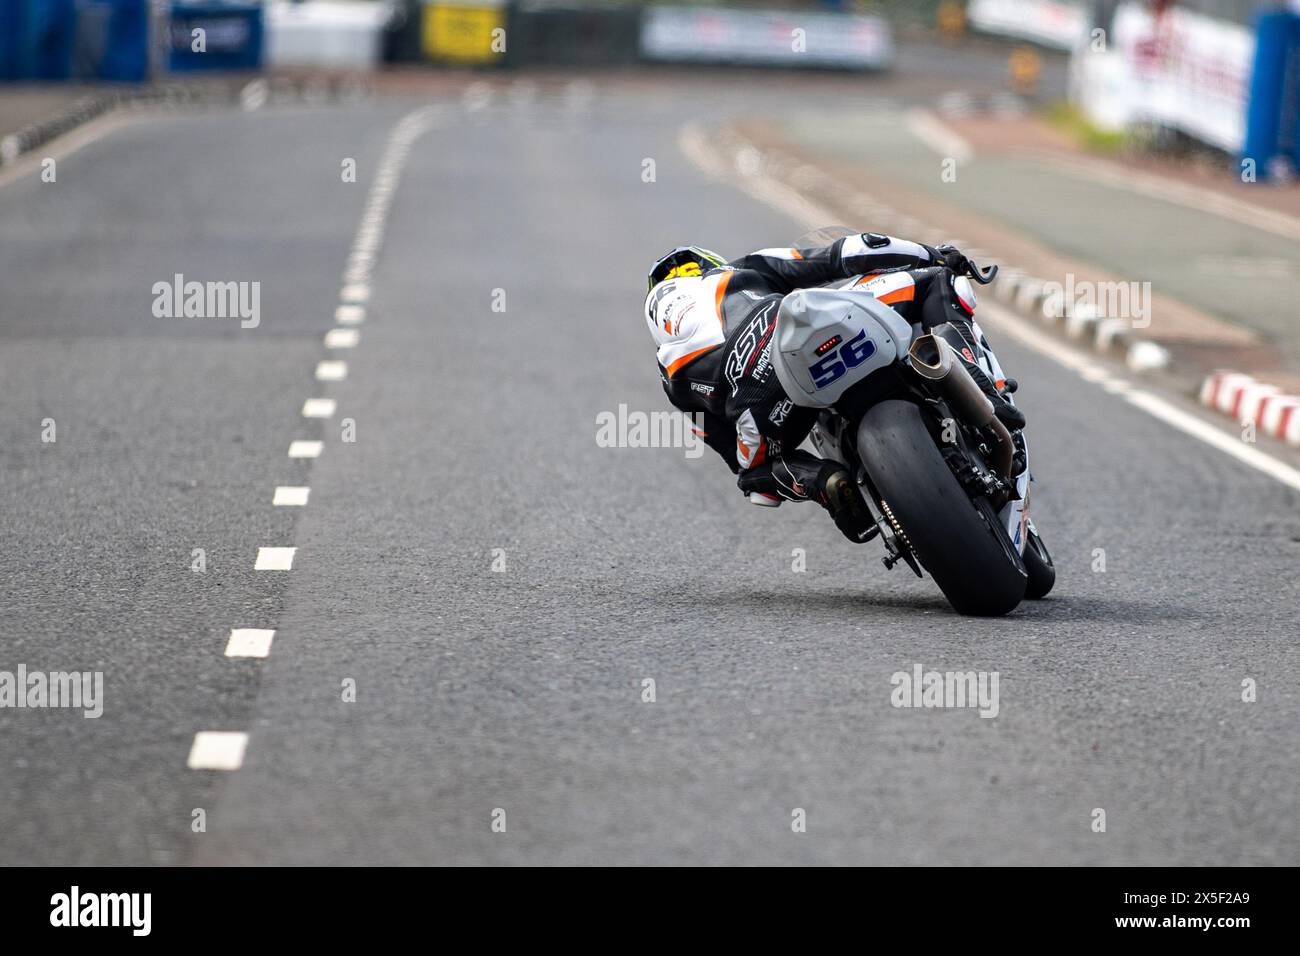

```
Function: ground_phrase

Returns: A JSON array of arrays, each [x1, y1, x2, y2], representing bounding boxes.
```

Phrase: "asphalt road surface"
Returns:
[[1, 72, 1296, 866]]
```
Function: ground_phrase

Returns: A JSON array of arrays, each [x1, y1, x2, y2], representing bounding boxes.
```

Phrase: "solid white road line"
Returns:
[[463, 81, 493, 112], [340, 284, 370, 304], [315, 360, 347, 381], [980, 300, 1300, 493], [0, 111, 144, 189], [335, 305, 365, 324], [682, 127, 846, 234], [187, 732, 248, 770], [254, 547, 296, 571], [301, 398, 336, 418], [324, 328, 359, 349], [1124, 390, 1300, 491], [677, 123, 730, 179], [904, 109, 974, 165], [239, 79, 268, 112], [287, 440, 322, 459], [224, 628, 276, 658], [272, 486, 310, 506]]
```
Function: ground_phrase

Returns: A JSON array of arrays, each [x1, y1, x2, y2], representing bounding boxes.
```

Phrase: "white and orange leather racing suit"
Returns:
[[644, 233, 970, 504]]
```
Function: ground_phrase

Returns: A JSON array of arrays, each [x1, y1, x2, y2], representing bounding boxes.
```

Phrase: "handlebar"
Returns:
[[965, 260, 999, 286]]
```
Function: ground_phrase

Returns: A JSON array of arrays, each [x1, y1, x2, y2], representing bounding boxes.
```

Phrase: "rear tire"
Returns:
[[856, 400, 1027, 616]]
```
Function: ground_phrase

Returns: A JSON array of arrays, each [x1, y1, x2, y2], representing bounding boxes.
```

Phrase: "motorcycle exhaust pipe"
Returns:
[[907, 331, 1015, 481]]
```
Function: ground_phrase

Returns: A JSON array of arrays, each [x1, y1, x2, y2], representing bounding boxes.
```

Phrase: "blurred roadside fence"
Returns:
[[169, 3, 263, 71], [166, 1, 395, 72], [966, 0, 1087, 50], [406, 1, 894, 70], [2, 1, 899, 80], [969, 0, 1300, 179], [637, 5, 892, 69], [0, 1, 393, 80]]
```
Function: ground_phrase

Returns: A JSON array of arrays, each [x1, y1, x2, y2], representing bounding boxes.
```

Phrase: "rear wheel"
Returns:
[[1022, 525, 1055, 599], [856, 400, 1027, 616]]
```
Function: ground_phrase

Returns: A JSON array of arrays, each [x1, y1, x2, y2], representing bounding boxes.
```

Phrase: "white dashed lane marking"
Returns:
[[224, 628, 276, 658], [273, 486, 310, 506], [198, 106, 445, 775], [301, 398, 336, 418], [254, 547, 297, 571], [187, 732, 249, 770], [324, 328, 360, 349], [315, 360, 347, 381]]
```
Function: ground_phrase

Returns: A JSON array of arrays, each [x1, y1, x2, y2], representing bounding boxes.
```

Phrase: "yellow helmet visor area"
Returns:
[[647, 246, 728, 291]]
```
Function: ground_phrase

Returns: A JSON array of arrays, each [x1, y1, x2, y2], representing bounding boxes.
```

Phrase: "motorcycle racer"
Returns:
[[643, 234, 1024, 541]]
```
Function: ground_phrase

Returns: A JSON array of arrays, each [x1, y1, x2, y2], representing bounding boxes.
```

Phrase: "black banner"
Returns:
[[0, 866, 1281, 941]]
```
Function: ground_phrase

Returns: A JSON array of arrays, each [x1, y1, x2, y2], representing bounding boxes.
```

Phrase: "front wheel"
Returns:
[[856, 400, 1027, 616], [1022, 524, 1055, 599]]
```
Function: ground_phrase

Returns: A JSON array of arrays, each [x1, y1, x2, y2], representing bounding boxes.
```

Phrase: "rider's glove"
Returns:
[[930, 243, 971, 276]]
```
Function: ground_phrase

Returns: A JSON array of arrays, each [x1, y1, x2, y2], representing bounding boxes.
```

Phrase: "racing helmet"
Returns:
[[647, 246, 728, 291]]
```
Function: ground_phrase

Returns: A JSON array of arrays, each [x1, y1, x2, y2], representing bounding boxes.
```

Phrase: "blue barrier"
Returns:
[[1242, 11, 1300, 180], [94, 0, 150, 82], [168, 3, 263, 72], [0, 0, 76, 80], [0, 0, 24, 80], [0, 0, 148, 82]]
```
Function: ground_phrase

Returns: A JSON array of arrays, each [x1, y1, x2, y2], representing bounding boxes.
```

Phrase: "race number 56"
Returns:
[[810, 329, 876, 389]]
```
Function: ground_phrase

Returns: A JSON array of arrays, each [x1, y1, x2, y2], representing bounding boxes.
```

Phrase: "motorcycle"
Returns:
[[774, 234, 1055, 616]]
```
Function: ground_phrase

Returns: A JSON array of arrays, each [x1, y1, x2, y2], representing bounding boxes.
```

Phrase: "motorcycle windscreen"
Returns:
[[790, 225, 860, 251]]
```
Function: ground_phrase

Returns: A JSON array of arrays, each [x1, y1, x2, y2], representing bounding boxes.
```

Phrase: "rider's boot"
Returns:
[[738, 450, 874, 543], [821, 467, 876, 543]]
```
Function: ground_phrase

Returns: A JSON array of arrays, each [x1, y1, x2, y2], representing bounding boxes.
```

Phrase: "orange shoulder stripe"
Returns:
[[713, 271, 732, 326], [666, 345, 717, 378]]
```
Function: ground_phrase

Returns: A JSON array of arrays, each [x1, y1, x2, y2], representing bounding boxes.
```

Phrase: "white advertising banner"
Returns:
[[640, 7, 893, 70], [967, 0, 1089, 51], [1073, 2, 1254, 153]]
